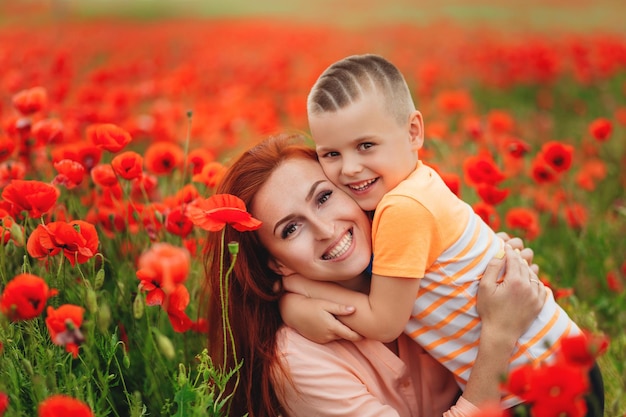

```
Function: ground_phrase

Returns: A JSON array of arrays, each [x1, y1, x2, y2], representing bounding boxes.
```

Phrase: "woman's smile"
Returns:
[[322, 228, 354, 261]]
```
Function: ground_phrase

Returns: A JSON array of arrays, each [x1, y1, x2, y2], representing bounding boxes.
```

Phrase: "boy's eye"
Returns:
[[358, 142, 374, 151]]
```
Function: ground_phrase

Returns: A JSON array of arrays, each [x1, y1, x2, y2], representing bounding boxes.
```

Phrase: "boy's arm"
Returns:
[[279, 292, 364, 343], [282, 273, 420, 343]]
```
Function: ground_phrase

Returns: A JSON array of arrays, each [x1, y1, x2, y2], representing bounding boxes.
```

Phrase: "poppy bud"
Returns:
[[97, 303, 111, 333], [153, 330, 175, 360], [94, 267, 105, 290], [85, 289, 98, 314], [133, 293, 144, 319], [228, 241, 239, 255]]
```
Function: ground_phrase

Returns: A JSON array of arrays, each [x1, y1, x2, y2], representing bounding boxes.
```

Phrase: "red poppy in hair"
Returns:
[[111, 151, 143, 180], [1, 180, 59, 219], [38, 395, 93, 417], [0, 273, 58, 321], [45, 304, 85, 358], [12, 86, 47, 115], [87, 123, 132, 153], [186, 194, 262, 232]]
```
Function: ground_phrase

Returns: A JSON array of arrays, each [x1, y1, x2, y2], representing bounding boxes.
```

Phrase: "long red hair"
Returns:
[[202, 133, 317, 417]]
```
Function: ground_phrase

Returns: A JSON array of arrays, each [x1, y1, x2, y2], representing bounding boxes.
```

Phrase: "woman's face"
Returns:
[[252, 158, 372, 282]]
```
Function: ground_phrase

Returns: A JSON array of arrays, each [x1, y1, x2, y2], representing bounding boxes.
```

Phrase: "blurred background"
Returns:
[[2, 0, 626, 33]]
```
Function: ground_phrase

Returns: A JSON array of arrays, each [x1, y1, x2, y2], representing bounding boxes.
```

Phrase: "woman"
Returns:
[[202, 133, 545, 417]]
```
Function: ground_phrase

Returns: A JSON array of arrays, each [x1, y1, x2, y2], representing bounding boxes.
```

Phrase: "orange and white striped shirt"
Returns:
[[371, 161, 580, 407]]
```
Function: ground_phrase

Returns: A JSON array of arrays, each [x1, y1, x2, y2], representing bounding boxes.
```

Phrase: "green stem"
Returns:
[[179, 110, 193, 192]]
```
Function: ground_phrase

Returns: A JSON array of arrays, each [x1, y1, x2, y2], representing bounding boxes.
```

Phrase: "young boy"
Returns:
[[282, 54, 597, 408]]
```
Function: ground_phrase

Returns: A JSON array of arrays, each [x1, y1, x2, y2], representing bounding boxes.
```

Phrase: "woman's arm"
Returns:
[[459, 244, 546, 407]]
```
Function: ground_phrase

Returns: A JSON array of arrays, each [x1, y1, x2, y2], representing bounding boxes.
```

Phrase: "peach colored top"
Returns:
[[274, 326, 479, 417]]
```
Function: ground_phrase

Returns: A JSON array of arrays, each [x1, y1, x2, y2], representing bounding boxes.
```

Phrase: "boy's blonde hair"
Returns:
[[307, 54, 415, 126]]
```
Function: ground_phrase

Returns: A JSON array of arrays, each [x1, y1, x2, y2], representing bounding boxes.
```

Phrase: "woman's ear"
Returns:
[[268, 258, 295, 277]]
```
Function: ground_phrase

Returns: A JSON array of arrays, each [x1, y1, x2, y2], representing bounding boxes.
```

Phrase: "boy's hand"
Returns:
[[279, 292, 363, 344]]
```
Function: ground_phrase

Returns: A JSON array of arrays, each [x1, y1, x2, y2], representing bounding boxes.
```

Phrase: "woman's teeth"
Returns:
[[322, 230, 353, 260]]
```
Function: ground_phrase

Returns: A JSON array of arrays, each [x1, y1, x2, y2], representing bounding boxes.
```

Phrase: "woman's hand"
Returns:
[[279, 292, 363, 344], [477, 244, 546, 341]]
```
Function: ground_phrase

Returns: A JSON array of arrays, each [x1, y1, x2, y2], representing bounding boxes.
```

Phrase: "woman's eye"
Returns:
[[281, 223, 298, 239], [317, 190, 332, 205], [322, 151, 339, 158]]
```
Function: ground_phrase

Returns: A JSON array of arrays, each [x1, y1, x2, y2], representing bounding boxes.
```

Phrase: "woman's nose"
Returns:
[[312, 218, 335, 240]]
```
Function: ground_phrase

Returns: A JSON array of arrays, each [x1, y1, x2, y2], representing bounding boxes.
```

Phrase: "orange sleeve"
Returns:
[[371, 195, 446, 279]]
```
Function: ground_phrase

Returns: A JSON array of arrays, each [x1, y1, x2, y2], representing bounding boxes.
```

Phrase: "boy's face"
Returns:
[[310, 89, 424, 212]]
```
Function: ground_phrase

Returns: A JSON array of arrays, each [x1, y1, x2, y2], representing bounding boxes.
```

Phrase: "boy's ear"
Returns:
[[268, 258, 295, 276], [408, 110, 424, 151]]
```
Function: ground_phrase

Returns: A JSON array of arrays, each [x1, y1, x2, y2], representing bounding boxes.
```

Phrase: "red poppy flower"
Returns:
[[111, 151, 143, 180], [588, 117, 612, 141], [1, 180, 59, 219], [487, 109, 515, 134], [31, 118, 64, 145], [476, 183, 510, 206], [525, 362, 589, 417], [187, 148, 216, 175], [165, 206, 194, 238], [0, 273, 58, 321], [186, 194, 262, 232], [473, 202, 501, 230], [164, 284, 192, 333], [87, 123, 132, 153], [144, 141, 184, 175], [540, 141, 573, 173], [169, 184, 200, 206], [0, 136, 16, 163], [439, 172, 461, 197], [0, 209, 19, 245], [53, 159, 86, 189], [192, 161, 227, 188], [606, 270, 624, 293], [27, 223, 62, 259], [530, 157, 557, 184], [435, 89, 474, 114], [564, 203, 588, 229], [0, 161, 26, 189], [39, 220, 100, 266], [503, 136, 530, 159], [0, 391, 7, 416], [136, 243, 190, 299], [51, 141, 103, 172], [463, 151, 506, 186], [90, 164, 119, 188], [558, 331, 609, 369], [461, 115, 483, 140], [505, 207, 540, 240], [12, 86, 48, 115], [38, 395, 93, 417], [45, 304, 85, 358]]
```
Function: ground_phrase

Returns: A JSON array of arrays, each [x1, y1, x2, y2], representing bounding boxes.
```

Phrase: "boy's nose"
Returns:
[[341, 158, 363, 177]]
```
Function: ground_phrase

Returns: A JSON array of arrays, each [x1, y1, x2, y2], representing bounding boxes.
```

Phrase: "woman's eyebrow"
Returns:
[[306, 180, 326, 202], [273, 180, 326, 235]]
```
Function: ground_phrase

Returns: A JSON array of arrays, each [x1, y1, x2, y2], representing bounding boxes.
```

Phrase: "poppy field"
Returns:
[[0, 0, 625, 416]]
